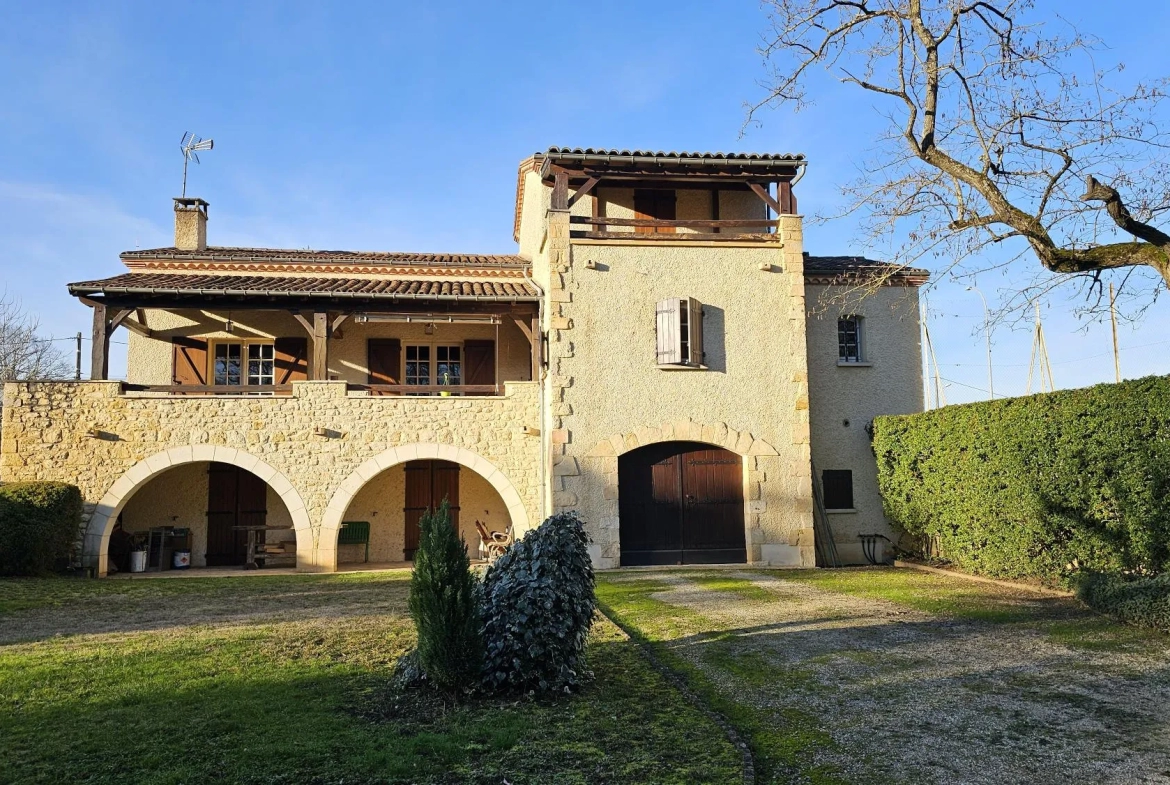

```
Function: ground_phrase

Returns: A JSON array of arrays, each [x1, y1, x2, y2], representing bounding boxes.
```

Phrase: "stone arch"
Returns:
[[319, 443, 531, 572], [578, 419, 782, 567], [84, 445, 312, 577]]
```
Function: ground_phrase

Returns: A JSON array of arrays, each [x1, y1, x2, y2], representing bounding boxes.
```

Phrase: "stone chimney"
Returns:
[[173, 197, 209, 251]]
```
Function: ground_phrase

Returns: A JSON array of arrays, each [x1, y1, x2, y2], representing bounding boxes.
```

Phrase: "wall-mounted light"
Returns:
[[424, 323, 434, 335], [225, 311, 234, 334]]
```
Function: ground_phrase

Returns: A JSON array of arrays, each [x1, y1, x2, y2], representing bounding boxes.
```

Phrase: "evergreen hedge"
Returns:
[[1077, 572, 1170, 633], [873, 375, 1170, 586], [0, 481, 83, 576]]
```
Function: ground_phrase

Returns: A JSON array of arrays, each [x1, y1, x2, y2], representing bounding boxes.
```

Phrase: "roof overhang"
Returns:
[[537, 147, 807, 184]]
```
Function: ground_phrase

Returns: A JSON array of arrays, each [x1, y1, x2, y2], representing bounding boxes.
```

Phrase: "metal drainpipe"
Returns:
[[522, 266, 549, 519]]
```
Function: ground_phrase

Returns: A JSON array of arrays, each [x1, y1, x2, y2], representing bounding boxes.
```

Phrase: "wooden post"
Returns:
[[1109, 282, 1121, 382], [90, 302, 109, 380], [312, 311, 329, 380], [551, 171, 569, 211]]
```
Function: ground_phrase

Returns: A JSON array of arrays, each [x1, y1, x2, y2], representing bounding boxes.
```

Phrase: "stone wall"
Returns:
[[0, 380, 541, 574]]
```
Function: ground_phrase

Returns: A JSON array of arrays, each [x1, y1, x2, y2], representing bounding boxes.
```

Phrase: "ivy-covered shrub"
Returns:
[[407, 500, 482, 692], [873, 375, 1170, 586], [480, 511, 596, 694], [0, 481, 82, 576], [1077, 572, 1170, 633]]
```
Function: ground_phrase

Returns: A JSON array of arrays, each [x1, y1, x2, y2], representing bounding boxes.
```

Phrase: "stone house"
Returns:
[[0, 147, 926, 576]]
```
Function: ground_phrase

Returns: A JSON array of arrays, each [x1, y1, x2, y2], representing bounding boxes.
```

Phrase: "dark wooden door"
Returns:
[[403, 460, 460, 560], [206, 463, 267, 566], [619, 442, 745, 566]]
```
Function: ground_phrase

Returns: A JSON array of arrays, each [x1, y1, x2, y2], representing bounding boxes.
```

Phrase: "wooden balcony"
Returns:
[[120, 383, 504, 397], [569, 216, 782, 242]]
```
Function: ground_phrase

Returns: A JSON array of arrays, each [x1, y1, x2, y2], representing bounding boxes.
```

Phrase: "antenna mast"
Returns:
[[1025, 303, 1055, 394], [179, 132, 214, 197]]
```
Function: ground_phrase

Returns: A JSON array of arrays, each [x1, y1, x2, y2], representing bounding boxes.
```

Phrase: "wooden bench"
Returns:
[[339, 521, 371, 563]]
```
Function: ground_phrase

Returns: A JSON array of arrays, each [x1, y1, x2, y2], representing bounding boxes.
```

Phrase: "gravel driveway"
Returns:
[[603, 568, 1170, 785]]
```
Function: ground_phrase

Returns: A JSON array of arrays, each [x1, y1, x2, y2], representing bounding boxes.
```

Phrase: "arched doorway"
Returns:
[[320, 443, 532, 571], [619, 441, 746, 566], [84, 446, 312, 576]]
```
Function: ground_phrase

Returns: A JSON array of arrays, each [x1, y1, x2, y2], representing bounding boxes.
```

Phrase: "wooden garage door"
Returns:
[[403, 460, 461, 560], [618, 442, 745, 566]]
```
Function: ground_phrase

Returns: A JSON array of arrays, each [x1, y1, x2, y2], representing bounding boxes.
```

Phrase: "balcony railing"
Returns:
[[569, 215, 781, 241], [119, 383, 502, 397]]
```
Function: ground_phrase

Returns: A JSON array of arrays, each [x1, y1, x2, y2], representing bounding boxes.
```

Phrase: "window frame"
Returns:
[[656, 297, 706, 369], [837, 315, 866, 365], [209, 339, 277, 388], [403, 342, 464, 391], [821, 469, 855, 512]]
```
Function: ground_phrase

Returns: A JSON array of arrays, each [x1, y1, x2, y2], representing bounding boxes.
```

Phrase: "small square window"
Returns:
[[822, 469, 854, 510], [838, 316, 863, 363]]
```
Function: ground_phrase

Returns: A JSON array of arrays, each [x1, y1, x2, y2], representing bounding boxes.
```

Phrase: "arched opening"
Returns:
[[105, 461, 300, 573], [319, 444, 532, 572], [619, 441, 746, 566], [335, 459, 515, 566]]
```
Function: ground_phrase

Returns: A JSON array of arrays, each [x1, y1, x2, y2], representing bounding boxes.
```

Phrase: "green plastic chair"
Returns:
[[339, 521, 371, 563]]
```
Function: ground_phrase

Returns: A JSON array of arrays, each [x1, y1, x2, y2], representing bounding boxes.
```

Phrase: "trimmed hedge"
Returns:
[[1077, 572, 1170, 633], [873, 375, 1170, 586], [0, 481, 83, 576]]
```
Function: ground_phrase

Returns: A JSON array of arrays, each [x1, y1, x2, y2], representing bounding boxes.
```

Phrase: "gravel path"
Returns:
[[631, 570, 1170, 785]]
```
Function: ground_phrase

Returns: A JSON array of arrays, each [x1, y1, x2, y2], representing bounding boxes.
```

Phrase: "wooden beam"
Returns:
[[292, 312, 314, 336], [90, 302, 109, 381], [119, 317, 153, 338], [311, 311, 329, 380], [510, 314, 533, 345], [109, 309, 134, 332], [330, 313, 350, 336], [566, 176, 600, 209], [135, 308, 148, 326], [569, 216, 777, 228], [570, 231, 779, 243], [122, 384, 293, 394], [551, 171, 569, 211], [748, 182, 784, 215]]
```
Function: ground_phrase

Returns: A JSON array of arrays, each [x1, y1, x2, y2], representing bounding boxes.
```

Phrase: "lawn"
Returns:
[[598, 567, 1170, 785], [0, 571, 742, 785]]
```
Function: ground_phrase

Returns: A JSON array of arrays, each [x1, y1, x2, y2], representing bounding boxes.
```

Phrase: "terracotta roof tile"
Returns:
[[120, 247, 528, 267], [803, 254, 930, 280], [68, 273, 540, 300]]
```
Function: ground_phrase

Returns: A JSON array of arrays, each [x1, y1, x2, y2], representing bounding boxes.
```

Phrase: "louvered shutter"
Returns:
[[172, 337, 208, 385], [656, 299, 683, 365], [686, 297, 704, 365]]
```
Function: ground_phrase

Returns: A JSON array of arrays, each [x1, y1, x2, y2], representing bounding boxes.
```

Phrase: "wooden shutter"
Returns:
[[686, 297, 704, 366], [464, 339, 496, 390], [633, 189, 677, 234], [367, 338, 401, 393], [172, 337, 207, 385], [656, 299, 682, 365], [274, 337, 308, 384]]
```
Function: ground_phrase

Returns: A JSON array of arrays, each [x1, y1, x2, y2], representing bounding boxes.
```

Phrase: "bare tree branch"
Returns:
[[0, 294, 73, 381]]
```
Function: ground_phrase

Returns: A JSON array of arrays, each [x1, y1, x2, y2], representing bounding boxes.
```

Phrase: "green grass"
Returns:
[[0, 572, 741, 784], [597, 577, 848, 785]]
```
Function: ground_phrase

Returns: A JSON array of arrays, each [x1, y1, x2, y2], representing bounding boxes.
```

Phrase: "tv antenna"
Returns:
[[179, 131, 214, 197]]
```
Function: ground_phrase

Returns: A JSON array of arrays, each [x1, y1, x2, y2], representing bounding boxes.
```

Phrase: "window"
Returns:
[[838, 316, 863, 363], [633, 189, 677, 234], [656, 297, 704, 367], [213, 341, 275, 387], [821, 469, 854, 511], [405, 344, 462, 391]]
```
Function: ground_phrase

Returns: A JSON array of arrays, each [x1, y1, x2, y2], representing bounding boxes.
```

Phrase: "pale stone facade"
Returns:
[[1, 147, 926, 574]]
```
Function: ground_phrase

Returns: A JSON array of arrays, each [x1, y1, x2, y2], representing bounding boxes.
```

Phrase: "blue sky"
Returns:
[[1, 0, 1168, 399]]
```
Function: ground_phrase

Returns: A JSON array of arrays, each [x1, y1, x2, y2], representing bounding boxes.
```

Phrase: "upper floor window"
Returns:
[[838, 316, 863, 363], [405, 344, 462, 389], [213, 341, 274, 386], [656, 297, 704, 368], [634, 189, 676, 234]]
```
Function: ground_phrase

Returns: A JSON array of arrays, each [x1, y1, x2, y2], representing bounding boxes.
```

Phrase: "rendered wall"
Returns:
[[804, 284, 924, 563]]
